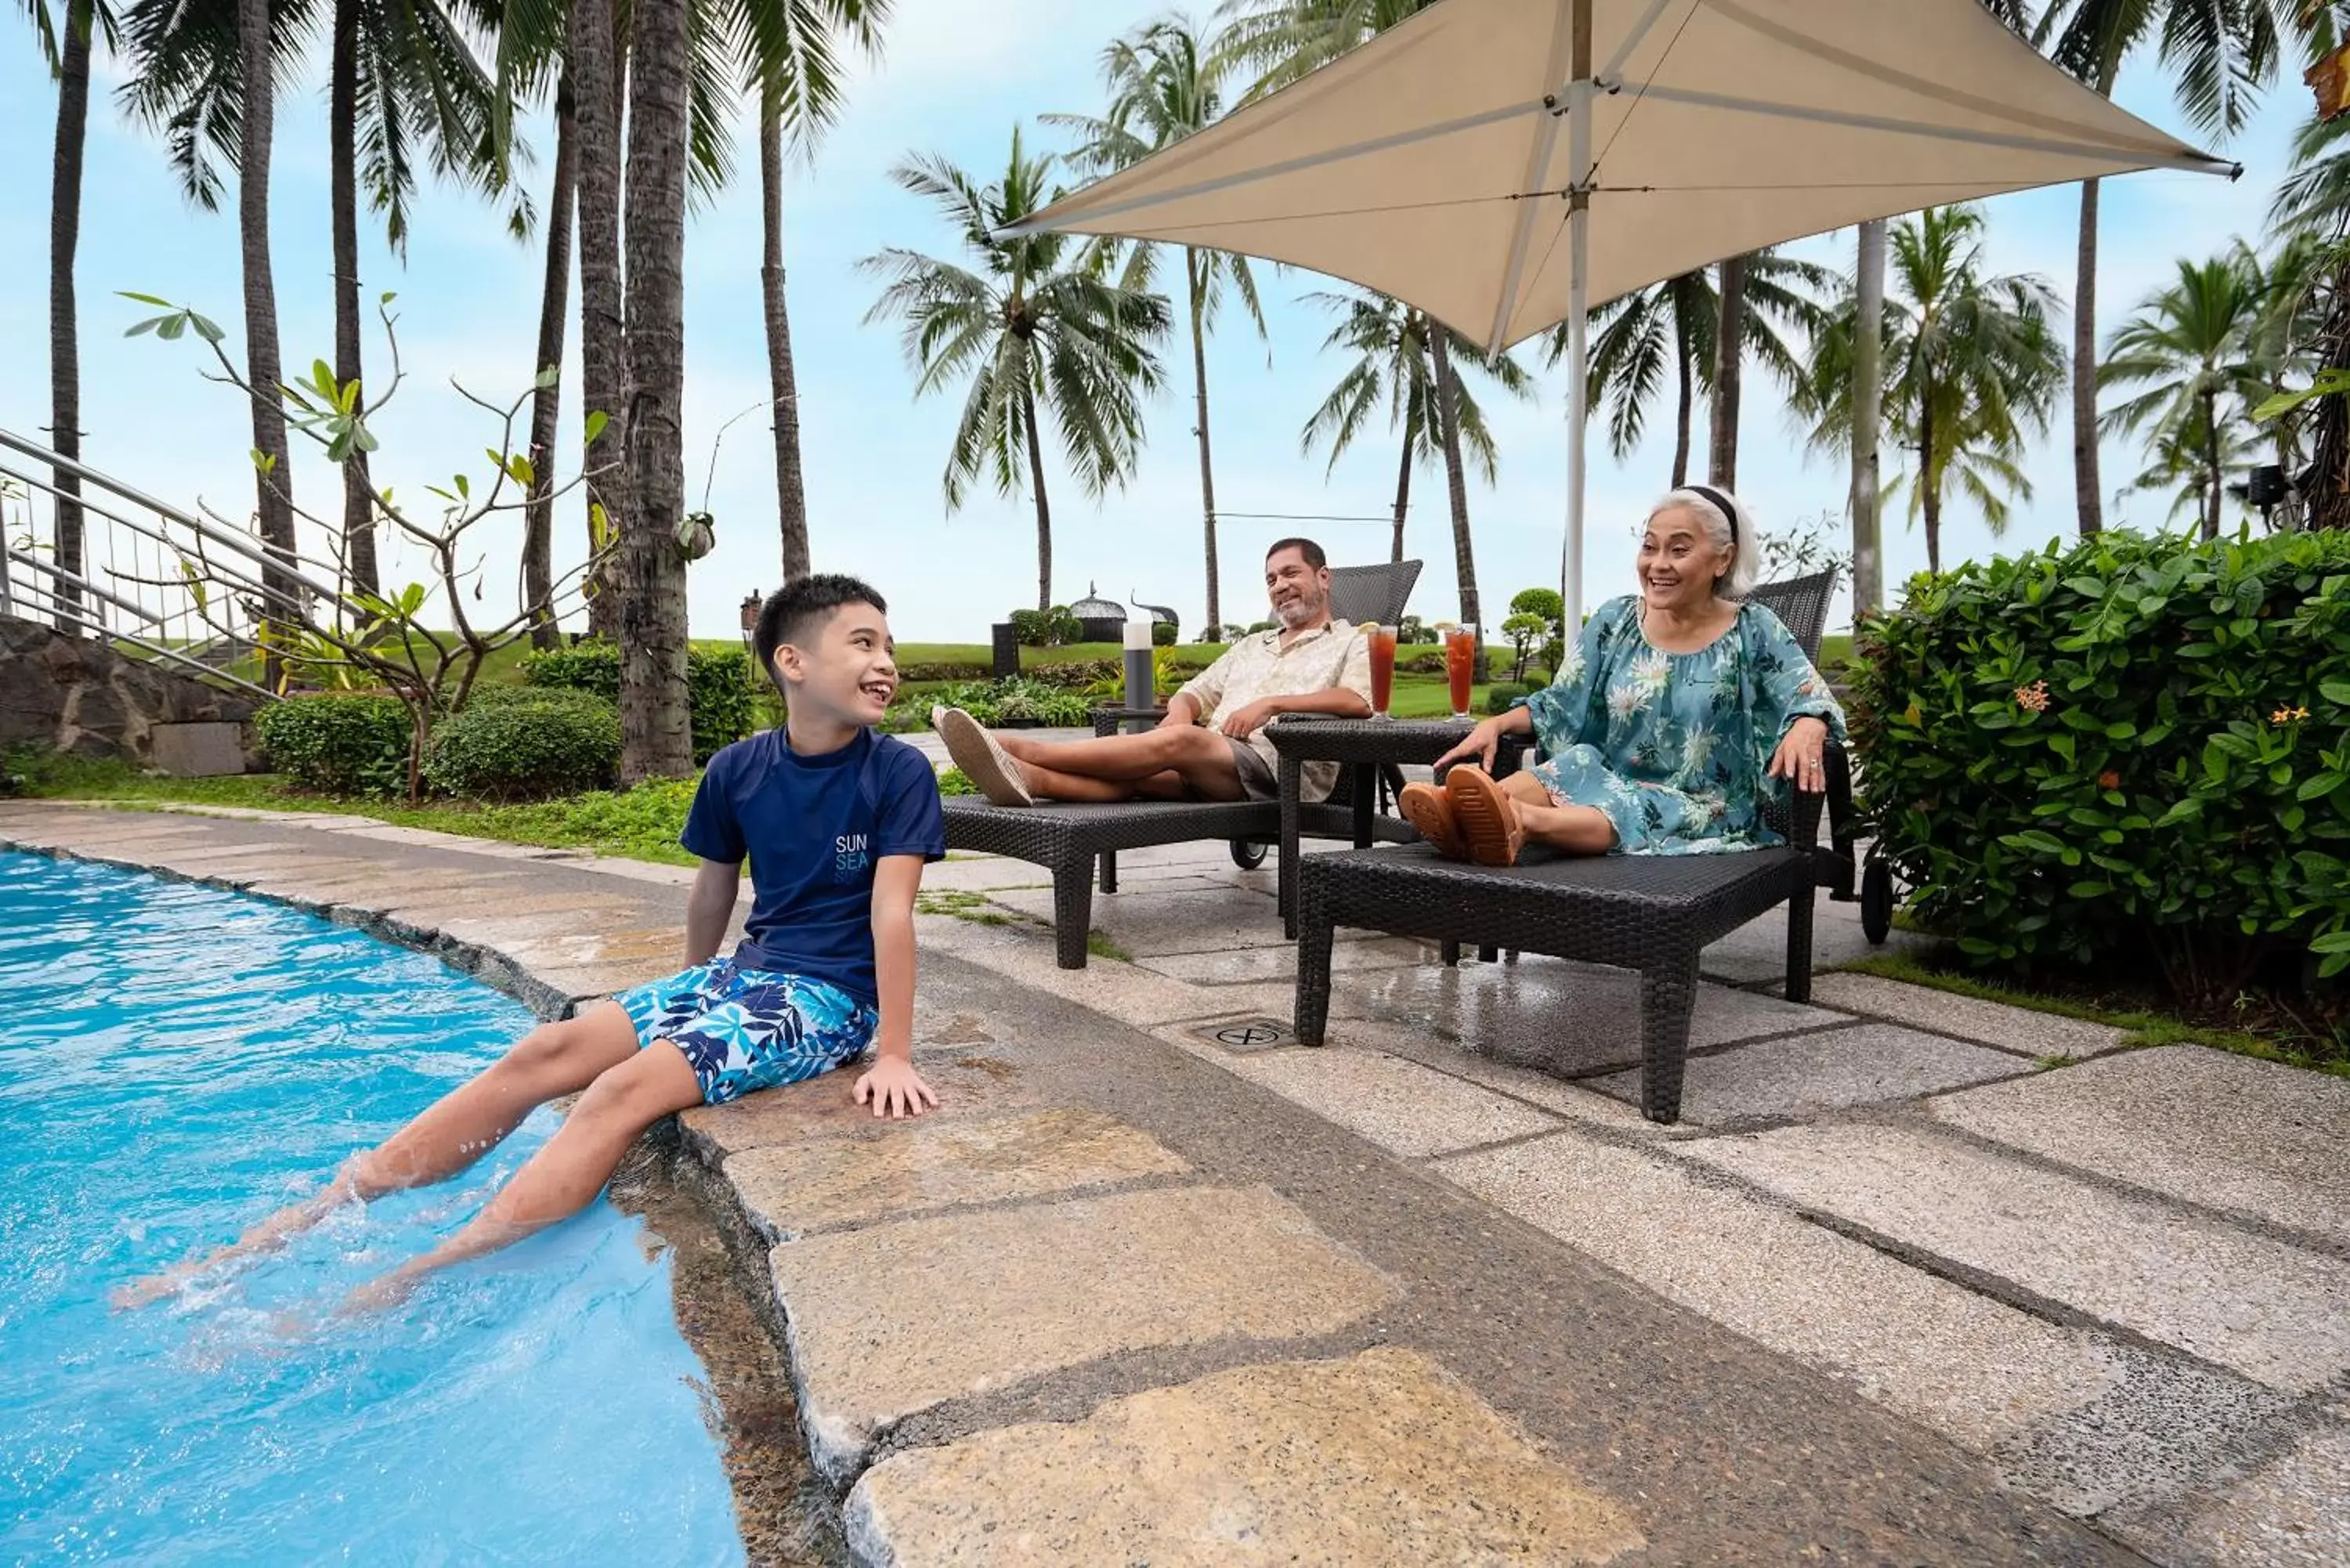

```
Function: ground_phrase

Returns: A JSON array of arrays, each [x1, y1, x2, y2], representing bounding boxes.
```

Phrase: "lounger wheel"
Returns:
[[1230, 839, 1267, 870], [1860, 860, 1893, 945]]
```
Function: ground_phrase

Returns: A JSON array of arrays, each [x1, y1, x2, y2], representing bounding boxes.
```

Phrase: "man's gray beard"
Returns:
[[1275, 598, 1322, 628]]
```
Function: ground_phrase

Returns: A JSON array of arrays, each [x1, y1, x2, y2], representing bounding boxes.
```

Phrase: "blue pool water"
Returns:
[[0, 851, 745, 1566]]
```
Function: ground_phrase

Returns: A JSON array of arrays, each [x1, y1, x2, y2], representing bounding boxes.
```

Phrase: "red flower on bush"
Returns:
[[2099, 769, 2121, 790], [2015, 681, 2051, 713]]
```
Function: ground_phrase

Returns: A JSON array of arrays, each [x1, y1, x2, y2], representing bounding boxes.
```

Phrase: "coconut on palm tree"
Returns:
[[1297, 289, 1530, 589], [1051, 14, 1264, 638], [861, 129, 1171, 612], [2100, 247, 2283, 540], [1795, 206, 2065, 575], [1552, 252, 1829, 490], [2032, 0, 2291, 538]]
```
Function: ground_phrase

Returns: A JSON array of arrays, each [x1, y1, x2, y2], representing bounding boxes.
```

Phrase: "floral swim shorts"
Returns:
[[613, 958, 878, 1106]]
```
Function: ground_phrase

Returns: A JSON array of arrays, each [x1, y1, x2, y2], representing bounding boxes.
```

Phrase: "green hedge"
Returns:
[[1851, 530, 2350, 999], [255, 693, 411, 793], [519, 641, 757, 763], [424, 690, 620, 800]]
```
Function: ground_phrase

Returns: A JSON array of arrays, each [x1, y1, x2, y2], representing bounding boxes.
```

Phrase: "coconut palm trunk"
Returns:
[[761, 89, 812, 584], [522, 71, 577, 651], [1388, 422, 1412, 564], [327, 0, 378, 602], [1919, 396, 1941, 575], [571, 0, 627, 641], [2073, 177, 2105, 537], [1709, 254, 1748, 487], [619, 0, 694, 781], [237, 0, 299, 653], [1668, 298, 1694, 490], [1426, 327, 1480, 629], [2204, 386, 2222, 540], [1186, 251, 1221, 634], [47, 0, 92, 635], [1020, 377, 1053, 612]]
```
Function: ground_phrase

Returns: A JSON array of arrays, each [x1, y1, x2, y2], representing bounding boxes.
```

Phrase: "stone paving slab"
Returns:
[[1811, 972, 2129, 1060], [768, 1183, 1399, 1480], [1338, 955, 1849, 1076], [1133, 934, 1435, 986], [2136, 1403, 2350, 1568], [682, 1046, 1061, 1159], [1586, 1023, 2030, 1125], [1929, 1046, 2350, 1248], [1688, 1123, 2350, 1392], [1697, 898, 1930, 985], [1437, 1129, 2123, 1457], [727, 1107, 1190, 1239], [845, 1347, 1647, 1566], [1205, 1045, 1563, 1158], [988, 883, 1352, 957]]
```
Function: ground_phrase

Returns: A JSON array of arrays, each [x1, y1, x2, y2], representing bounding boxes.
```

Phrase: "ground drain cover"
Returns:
[[1191, 1017, 1293, 1053]]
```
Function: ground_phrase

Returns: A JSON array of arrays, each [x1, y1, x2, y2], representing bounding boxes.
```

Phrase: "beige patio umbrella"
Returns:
[[1000, 0, 2232, 622]]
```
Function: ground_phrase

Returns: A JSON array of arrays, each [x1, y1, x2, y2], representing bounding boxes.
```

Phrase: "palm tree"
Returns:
[[570, 0, 627, 639], [618, 0, 695, 780], [1214, 0, 1420, 93], [1708, 254, 1748, 487], [732, 0, 889, 587], [860, 130, 1172, 612], [520, 64, 573, 649], [1549, 252, 1830, 490], [2100, 247, 2278, 540], [1795, 206, 2064, 574], [20, 0, 113, 634], [2032, 0, 2290, 539], [1051, 16, 1264, 637], [1297, 290, 1530, 587], [118, 0, 512, 605]]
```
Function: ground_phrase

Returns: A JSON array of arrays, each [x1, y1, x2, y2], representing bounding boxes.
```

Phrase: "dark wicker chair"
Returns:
[[1292, 567, 1855, 1125], [940, 559, 1423, 969]]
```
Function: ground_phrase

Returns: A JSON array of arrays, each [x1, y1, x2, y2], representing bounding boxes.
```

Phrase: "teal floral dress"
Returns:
[[1522, 596, 1846, 855]]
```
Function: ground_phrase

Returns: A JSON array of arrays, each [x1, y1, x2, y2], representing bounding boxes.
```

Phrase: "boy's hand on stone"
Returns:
[[854, 1056, 938, 1119]]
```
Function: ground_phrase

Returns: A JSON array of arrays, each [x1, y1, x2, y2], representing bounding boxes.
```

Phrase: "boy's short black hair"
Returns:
[[754, 575, 888, 688], [1265, 537, 1327, 571]]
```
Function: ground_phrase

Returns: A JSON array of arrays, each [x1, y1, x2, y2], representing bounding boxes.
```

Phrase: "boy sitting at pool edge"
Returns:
[[122, 574, 942, 1313]]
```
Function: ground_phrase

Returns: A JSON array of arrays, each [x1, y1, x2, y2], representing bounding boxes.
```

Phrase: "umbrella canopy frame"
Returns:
[[1000, 0, 2237, 623]]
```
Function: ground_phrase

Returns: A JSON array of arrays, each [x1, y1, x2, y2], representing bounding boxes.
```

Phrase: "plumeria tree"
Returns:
[[120, 291, 616, 801]]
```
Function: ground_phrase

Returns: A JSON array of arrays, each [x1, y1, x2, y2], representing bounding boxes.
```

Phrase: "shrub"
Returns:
[[1008, 607, 1084, 647], [1028, 658, 1122, 692], [1246, 620, 1278, 635], [937, 765, 977, 797], [1851, 529, 2350, 1002], [1397, 615, 1426, 643], [1152, 620, 1177, 647], [896, 660, 989, 684], [519, 640, 756, 763], [424, 691, 620, 800], [1485, 683, 1530, 716], [886, 677, 1094, 731], [255, 692, 410, 793]]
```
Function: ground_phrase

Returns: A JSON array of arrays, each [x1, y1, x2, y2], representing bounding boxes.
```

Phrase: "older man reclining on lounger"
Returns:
[[935, 538, 1372, 807]]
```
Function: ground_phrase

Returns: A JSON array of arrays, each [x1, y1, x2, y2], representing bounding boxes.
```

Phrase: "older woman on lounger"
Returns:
[[1411, 486, 1845, 866]]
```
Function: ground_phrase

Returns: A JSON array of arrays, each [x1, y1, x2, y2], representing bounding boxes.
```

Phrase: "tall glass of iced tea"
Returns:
[[1445, 624, 1478, 721], [1366, 623, 1397, 719]]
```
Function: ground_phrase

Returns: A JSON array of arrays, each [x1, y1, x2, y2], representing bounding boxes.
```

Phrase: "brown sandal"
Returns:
[[1397, 782, 1467, 861], [1444, 766, 1524, 867]]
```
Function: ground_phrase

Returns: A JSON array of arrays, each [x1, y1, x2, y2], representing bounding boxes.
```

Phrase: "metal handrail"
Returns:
[[3, 555, 275, 700]]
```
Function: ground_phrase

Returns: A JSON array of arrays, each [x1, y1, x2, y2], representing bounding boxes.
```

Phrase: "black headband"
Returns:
[[1686, 484, 1740, 545]]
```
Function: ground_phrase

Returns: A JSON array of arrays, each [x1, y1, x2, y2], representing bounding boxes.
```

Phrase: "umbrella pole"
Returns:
[[1560, 0, 1593, 630]]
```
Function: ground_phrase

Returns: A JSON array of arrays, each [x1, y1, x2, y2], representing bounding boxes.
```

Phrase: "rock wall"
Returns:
[[0, 615, 258, 764]]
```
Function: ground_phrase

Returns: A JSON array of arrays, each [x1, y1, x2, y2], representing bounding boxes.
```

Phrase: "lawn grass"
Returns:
[[1832, 949, 2348, 1078]]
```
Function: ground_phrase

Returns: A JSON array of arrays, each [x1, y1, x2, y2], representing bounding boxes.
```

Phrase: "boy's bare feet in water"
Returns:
[[111, 1172, 367, 1310]]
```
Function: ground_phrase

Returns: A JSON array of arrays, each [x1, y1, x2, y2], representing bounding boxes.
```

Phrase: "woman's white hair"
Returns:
[[1647, 487, 1759, 601]]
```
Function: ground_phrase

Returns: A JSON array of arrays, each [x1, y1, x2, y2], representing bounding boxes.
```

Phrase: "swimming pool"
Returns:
[[0, 851, 747, 1565]]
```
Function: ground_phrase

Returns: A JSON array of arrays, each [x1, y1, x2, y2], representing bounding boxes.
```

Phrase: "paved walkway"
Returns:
[[5, 800, 2345, 1566]]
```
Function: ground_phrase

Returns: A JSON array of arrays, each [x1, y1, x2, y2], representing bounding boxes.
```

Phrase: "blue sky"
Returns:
[[0, 0, 2309, 644]]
